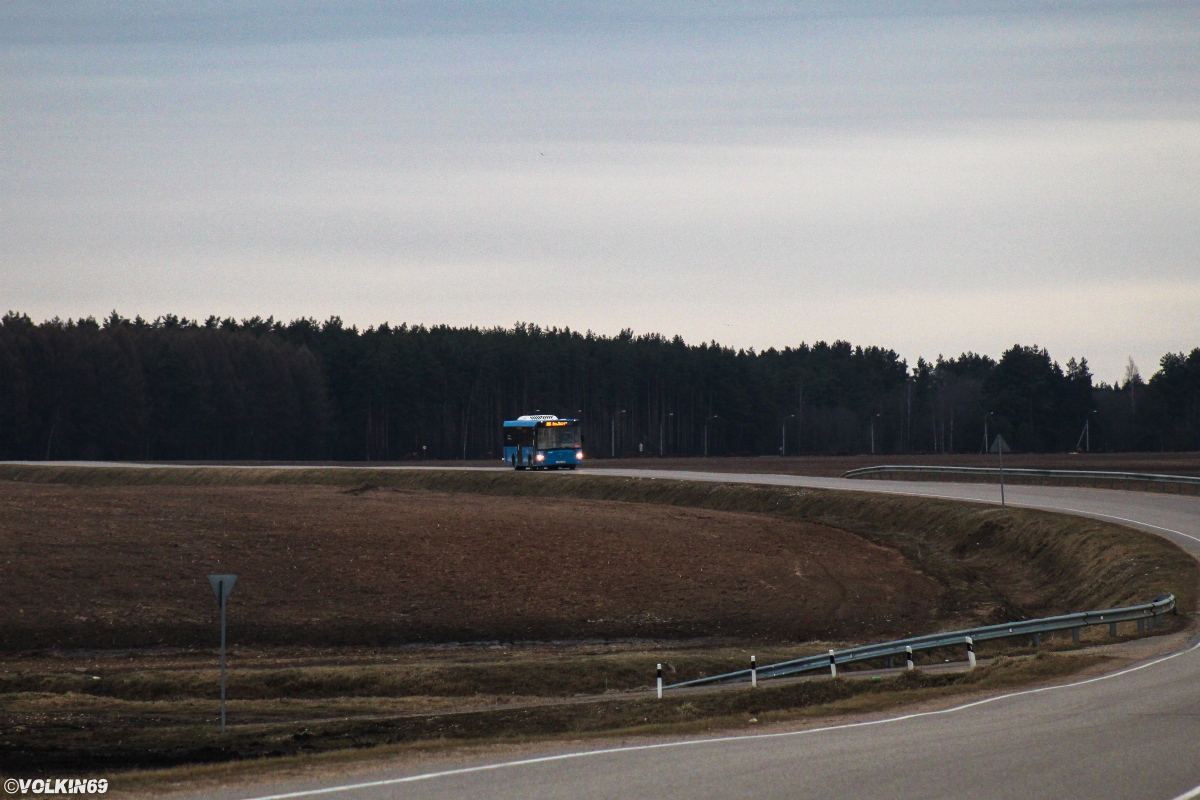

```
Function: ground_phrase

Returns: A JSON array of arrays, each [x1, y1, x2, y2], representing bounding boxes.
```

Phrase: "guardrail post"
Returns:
[[1137, 618, 1145, 634], [1109, 622, 1117, 637], [905, 646, 914, 671], [657, 664, 663, 699], [1031, 632, 1040, 649], [1072, 627, 1080, 643], [751, 655, 757, 688], [966, 636, 976, 669], [829, 650, 837, 678]]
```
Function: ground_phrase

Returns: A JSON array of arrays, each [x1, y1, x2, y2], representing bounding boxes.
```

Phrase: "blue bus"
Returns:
[[503, 415, 584, 470]]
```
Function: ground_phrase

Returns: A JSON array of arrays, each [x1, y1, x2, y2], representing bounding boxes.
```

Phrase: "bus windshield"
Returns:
[[536, 425, 581, 450]]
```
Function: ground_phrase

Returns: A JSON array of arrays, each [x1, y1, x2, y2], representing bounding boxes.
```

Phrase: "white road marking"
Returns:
[[235, 639, 1200, 800]]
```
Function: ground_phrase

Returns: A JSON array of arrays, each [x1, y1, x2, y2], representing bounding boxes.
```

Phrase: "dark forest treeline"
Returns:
[[1, 312, 1198, 461]]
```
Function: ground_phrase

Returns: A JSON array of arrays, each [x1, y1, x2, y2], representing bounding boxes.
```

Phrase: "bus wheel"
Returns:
[[515, 466, 527, 471]]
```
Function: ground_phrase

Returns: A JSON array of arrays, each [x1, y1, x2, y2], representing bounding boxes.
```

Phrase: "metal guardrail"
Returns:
[[665, 594, 1175, 690], [841, 465, 1200, 494]]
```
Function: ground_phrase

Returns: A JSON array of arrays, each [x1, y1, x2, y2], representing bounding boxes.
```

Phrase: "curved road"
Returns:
[[124, 467, 1200, 800]]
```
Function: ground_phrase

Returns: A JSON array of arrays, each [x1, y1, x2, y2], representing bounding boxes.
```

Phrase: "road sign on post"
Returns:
[[208, 574, 237, 733], [989, 434, 1010, 510]]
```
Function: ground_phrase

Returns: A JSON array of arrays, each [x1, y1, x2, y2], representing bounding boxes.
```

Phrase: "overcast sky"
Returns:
[[2, 2, 1198, 383]]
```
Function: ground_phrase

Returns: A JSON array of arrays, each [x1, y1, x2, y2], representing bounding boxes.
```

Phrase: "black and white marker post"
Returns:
[[208, 574, 237, 732], [828, 649, 837, 678], [656, 663, 663, 699], [966, 636, 976, 669], [750, 655, 757, 688], [905, 645, 914, 671]]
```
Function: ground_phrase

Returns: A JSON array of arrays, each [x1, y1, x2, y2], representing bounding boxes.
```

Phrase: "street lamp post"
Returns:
[[661, 412, 674, 456], [703, 415, 718, 458], [781, 414, 795, 456], [870, 413, 881, 455], [985, 411, 1008, 511], [611, 409, 625, 458], [997, 427, 1005, 511]]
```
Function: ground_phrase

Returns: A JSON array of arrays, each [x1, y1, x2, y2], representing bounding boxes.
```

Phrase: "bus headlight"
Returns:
[[535, 453, 545, 461], [576, 451, 584, 460]]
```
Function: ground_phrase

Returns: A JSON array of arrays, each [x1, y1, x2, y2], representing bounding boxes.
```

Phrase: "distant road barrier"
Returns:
[[841, 465, 1200, 495], [665, 595, 1175, 690]]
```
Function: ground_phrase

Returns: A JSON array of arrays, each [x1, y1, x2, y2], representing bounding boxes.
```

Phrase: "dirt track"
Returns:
[[0, 483, 945, 650]]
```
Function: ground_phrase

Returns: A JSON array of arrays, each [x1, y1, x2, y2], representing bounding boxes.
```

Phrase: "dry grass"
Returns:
[[0, 643, 825, 702], [4, 651, 1106, 779]]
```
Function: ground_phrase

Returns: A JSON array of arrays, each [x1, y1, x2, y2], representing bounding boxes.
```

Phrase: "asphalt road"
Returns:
[[43, 465, 1200, 800]]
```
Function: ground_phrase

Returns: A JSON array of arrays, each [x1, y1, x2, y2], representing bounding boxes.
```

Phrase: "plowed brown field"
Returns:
[[0, 482, 945, 650]]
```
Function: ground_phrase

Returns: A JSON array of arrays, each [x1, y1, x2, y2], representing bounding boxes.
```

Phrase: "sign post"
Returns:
[[207, 574, 237, 733], [989, 434, 1011, 511]]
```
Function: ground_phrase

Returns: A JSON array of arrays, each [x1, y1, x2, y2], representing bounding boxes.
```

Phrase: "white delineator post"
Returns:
[[905, 645, 914, 671], [751, 655, 757, 688], [829, 650, 837, 677], [966, 636, 976, 669], [657, 663, 663, 699]]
